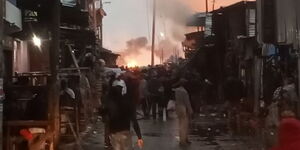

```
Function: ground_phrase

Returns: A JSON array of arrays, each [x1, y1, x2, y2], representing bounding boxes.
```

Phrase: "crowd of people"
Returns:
[[97, 64, 199, 150], [94, 59, 300, 150]]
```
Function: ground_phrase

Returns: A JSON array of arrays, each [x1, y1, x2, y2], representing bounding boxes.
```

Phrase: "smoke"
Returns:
[[118, 0, 195, 66], [117, 37, 150, 66], [157, 0, 192, 24], [124, 37, 148, 55], [157, 0, 193, 41], [155, 38, 181, 62]]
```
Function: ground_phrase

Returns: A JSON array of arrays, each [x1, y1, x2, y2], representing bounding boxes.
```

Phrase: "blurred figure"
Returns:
[[173, 78, 193, 146], [139, 74, 150, 118], [123, 71, 140, 109], [271, 112, 300, 150], [184, 71, 202, 114], [147, 70, 163, 119], [281, 77, 298, 115], [101, 72, 116, 149], [223, 76, 245, 135]]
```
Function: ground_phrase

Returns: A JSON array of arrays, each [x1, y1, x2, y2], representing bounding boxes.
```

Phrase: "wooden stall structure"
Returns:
[[1, 0, 103, 149]]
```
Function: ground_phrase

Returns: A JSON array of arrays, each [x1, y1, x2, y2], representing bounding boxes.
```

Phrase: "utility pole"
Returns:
[[205, 0, 208, 13], [162, 48, 164, 64], [0, 0, 4, 148], [212, 0, 215, 11], [151, 0, 156, 66], [100, 0, 103, 48], [48, 0, 61, 147]]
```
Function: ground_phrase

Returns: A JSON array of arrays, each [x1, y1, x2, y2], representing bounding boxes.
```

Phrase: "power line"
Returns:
[[145, 0, 151, 41]]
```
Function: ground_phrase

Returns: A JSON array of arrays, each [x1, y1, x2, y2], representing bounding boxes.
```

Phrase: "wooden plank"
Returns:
[[5, 127, 9, 150], [0, 0, 4, 148], [67, 44, 81, 75], [4, 120, 49, 127], [254, 56, 262, 114], [298, 57, 300, 116], [59, 67, 90, 71]]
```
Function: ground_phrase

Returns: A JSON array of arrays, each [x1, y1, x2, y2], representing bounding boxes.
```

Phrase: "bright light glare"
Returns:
[[33, 34, 41, 48], [160, 32, 165, 38], [127, 60, 138, 68]]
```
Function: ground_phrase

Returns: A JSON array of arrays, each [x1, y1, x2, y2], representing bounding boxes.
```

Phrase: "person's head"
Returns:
[[97, 59, 106, 67]]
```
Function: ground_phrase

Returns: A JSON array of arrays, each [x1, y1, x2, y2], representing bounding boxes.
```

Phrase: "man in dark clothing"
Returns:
[[147, 70, 163, 119], [101, 73, 116, 149], [104, 85, 143, 150], [139, 75, 149, 118], [224, 76, 245, 135]]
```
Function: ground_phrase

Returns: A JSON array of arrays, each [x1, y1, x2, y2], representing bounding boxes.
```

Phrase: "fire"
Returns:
[[127, 60, 138, 68]]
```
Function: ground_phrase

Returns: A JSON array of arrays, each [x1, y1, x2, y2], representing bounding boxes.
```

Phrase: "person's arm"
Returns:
[[183, 90, 193, 115]]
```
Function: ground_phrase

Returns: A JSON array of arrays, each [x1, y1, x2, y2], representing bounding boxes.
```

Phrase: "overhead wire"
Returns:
[[145, 0, 151, 41]]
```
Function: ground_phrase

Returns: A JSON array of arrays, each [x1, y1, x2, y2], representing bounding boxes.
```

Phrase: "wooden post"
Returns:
[[254, 56, 262, 115], [0, 0, 4, 149], [100, 0, 103, 48], [297, 55, 300, 116], [205, 0, 208, 13], [48, 0, 61, 148]]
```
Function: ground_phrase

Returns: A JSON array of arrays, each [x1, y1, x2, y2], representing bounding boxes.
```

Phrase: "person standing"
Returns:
[[101, 72, 116, 149], [139, 74, 149, 118], [223, 76, 245, 135], [147, 70, 162, 119], [174, 78, 193, 146]]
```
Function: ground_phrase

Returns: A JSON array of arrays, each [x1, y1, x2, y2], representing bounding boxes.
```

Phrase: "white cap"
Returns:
[[29, 128, 46, 134]]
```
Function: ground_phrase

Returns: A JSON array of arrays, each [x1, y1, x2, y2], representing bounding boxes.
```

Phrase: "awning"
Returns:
[[61, 6, 89, 27], [186, 13, 207, 27]]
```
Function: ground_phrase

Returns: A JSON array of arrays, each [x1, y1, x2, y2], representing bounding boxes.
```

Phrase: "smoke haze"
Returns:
[[108, 0, 253, 66]]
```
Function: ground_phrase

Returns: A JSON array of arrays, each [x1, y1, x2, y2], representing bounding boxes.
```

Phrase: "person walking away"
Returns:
[[105, 84, 143, 150], [174, 78, 193, 146], [101, 72, 116, 149], [123, 71, 140, 109], [162, 74, 173, 119]]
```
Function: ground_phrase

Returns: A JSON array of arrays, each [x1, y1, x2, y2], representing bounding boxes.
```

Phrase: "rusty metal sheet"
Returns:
[[275, 0, 297, 44]]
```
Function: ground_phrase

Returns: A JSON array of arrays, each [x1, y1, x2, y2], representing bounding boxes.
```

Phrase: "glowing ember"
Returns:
[[127, 60, 138, 68]]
